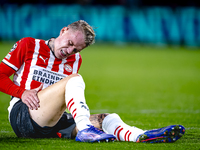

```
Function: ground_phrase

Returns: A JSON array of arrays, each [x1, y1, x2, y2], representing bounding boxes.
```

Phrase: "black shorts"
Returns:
[[10, 100, 76, 138]]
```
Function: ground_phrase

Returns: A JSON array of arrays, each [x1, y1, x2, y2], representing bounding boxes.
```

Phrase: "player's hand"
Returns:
[[21, 84, 43, 110]]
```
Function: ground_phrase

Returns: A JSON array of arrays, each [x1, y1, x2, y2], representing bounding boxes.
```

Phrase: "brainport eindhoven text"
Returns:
[[32, 69, 66, 85]]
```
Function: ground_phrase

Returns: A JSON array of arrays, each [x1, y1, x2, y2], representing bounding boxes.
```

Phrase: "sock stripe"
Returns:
[[127, 132, 132, 141], [114, 126, 121, 135], [73, 113, 77, 118], [72, 108, 77, 117], [117, 127, 123, 141], [67, 98, 73, 110], [68, 102, 74, 112], [124, 130, 130, 141]]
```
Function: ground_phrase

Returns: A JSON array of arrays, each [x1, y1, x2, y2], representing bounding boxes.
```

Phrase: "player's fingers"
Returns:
[[24, 99, 34, 110], [32, 92, 40, 108], [25, 94, 39, 110], [30, 100, 38, 110], [29, 90, 40, 103], [21, 89, 40, 109], [30, 95, 40, 109]]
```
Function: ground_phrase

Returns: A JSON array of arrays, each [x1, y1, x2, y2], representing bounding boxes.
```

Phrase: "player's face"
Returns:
[[54, 27, 86, 59]]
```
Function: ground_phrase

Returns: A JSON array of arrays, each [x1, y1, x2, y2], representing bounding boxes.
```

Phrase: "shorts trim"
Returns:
[[8, 97, 20, 121]]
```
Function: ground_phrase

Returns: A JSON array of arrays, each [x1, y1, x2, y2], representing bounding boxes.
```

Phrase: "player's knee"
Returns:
[[65, 74, 85, 90], [102, 113, 121, 124], [107, 113, 120, 119]]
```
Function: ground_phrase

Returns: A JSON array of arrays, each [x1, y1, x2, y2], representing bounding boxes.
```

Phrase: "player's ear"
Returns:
[[60, 27, 69, 36]]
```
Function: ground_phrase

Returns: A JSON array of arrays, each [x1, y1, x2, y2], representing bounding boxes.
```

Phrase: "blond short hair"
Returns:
[[68, 20, 96, 47]]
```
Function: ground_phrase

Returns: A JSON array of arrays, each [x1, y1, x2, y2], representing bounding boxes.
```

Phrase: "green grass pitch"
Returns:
[[0, 42, 199, 149]]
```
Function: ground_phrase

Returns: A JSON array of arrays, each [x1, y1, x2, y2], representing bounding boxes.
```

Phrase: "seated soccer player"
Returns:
[[0, 20, 115, 142], [0, 20, 185, 143]]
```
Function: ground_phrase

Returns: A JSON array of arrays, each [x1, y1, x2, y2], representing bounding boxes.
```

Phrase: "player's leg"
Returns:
[[102, 113, 145, 142], [89, 113, 110, 129], [84, 113, 144, 142], [29, 74, 115, 142], [64, 75, 115, 142], [70, 113, 109, 138], [101, 113, 185, 143], [85, 113, 144, 141], [30, 73, 94, 129], [29, 74, 79, 127]]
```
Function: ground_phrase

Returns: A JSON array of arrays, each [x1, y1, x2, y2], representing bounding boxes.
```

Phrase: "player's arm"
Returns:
[[0, 61, 42, 110], [0, 62, 25, 98], [0, 38, 42, 110]]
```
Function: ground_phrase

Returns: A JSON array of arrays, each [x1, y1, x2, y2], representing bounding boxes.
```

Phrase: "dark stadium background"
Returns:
[[0, 0, 200, 47]]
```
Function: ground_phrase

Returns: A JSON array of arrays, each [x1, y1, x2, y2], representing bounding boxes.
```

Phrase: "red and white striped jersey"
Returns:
[[2, 37, 82, 90]]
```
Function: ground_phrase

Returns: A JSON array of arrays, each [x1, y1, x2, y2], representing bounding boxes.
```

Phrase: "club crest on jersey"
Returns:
[[64, 64, 72, 72], [5, 53, 11, 60]]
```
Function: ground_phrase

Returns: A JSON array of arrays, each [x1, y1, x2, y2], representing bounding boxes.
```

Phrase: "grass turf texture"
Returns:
[[0, 42, 199, 149]]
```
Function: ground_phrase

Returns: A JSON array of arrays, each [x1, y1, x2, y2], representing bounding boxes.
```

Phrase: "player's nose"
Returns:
[[67, 47, 74, 54]]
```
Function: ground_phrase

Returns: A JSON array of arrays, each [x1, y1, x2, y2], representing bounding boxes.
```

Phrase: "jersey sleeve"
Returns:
[[0, 62, 26, 98], [2, 38, 28, 71], [0, 38, 29, 98]]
